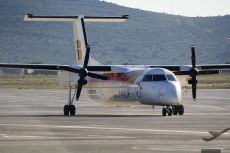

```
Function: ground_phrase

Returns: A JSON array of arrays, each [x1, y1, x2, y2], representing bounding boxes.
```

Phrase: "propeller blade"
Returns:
[[75, 44, 109, 101], [190, 45, 197, 100], [83, 46, 90, 68], [191, 46, 196, 68], [192, 80, 197, 100], [88, 72, 109, 80], [76, 82, 83, 101]]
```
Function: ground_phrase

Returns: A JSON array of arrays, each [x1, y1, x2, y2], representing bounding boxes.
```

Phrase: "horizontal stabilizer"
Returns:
[[24, 14, 129, 22]]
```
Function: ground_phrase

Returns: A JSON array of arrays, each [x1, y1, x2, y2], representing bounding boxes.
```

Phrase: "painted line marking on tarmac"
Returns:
[[1, 123, 229, 136], [2, 135, 45, 138], [184, 96, 230, 100], [0, 133, 134, 140], [132, 145, 201, 151]]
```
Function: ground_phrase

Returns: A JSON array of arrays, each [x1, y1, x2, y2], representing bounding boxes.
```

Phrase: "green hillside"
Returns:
[[0, 0, 229, 66]]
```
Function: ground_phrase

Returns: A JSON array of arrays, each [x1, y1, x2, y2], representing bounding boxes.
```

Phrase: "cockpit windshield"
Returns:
[[142, 74, 176, 82], [153, 75, 167, 81], [142, 74, 167, 81]]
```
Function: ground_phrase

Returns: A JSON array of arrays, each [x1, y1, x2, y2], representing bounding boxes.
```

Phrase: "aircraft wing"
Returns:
[[0, 64, 132, 73], [0, 63, 111, 80], [197, 64, 230, 70], [195, 64, 230, 75], [0, 63, 82, 73], [2, 63, 229, 74], [89, 64, 230, 74], [130, 64, 229, 75]]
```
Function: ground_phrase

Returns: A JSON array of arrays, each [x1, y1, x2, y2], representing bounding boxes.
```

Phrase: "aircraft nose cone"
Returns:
[[165, 82, 181, 104]]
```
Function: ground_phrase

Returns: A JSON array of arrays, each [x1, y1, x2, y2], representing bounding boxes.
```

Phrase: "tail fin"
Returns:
[[73, 16, 87, 65], [24, 14, 128, 65]]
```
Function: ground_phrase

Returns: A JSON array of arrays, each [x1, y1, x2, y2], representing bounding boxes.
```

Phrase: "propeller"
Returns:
[[75, 45, 109, 100], [188, 45, 198, 100]]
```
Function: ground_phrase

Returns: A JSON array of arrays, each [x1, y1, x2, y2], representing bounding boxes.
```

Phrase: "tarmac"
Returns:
[[0, 89, 229, 153]]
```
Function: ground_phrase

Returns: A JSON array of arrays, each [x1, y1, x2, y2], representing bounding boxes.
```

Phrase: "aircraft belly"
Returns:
[[85, 82, 141, 105]]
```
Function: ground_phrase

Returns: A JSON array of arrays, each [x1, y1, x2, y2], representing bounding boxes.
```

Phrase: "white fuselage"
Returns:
[[139, 79, 182, 106], [138, 68, 182, 106], [58, 68, 183, 106]]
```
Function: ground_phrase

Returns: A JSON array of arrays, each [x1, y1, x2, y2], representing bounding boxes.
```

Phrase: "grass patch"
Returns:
[[197, 74, 230, 89], [0, 75, 60, 89], [0, 74, 229, 89]]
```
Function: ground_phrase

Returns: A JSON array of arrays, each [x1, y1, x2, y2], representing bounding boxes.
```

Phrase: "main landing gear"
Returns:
[[162, 104, 184, 116], [63, 86, 77, 116]]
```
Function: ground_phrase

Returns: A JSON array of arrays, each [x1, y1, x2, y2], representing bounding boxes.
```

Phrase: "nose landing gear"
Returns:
[[172, 105, 184, 115], [162, 107, 172, 116]]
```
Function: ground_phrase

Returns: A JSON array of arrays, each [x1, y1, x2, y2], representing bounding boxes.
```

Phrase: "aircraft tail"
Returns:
[[72, 16, 87, 65], [24, 14, 128, 65]]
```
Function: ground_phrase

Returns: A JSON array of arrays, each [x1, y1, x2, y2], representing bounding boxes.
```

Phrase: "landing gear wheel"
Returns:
[[63, 105, 76, 116], [64, 105, 70, 116], [69, 105, 76, 116], [162, 108, 167, 116], [172, 106, 178, 115], [178, 105, 184, 115], [168, 108, 172, 116]]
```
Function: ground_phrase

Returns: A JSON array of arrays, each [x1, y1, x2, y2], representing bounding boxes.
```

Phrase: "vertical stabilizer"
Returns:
[[73, 16, 87, 65], [24, 14, 128, 65]]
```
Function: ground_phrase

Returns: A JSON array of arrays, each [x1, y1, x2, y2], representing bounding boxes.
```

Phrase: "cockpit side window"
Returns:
[[142, 75, 152, 81], [166, 75, 176, 81]]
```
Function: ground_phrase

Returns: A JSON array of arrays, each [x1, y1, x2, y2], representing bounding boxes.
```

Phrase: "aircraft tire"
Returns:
[[162, 108, 167, 116], [172, 106, 178, 115], [64, 105, 70, 116], [178, 105, 184, 115], [168, 108, 172, 116], [69, 105, 76, 116]]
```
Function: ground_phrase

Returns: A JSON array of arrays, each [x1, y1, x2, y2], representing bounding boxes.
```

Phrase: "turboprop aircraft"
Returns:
[[0, 14, 230, 116]]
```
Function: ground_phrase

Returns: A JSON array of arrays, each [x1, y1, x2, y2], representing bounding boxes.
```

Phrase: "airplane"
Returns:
[[0, 14, 230, 116], [203, 128, 230, 141]]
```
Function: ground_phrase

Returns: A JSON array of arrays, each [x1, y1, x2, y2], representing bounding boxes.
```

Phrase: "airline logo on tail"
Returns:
[[76, 40, 83, 62]]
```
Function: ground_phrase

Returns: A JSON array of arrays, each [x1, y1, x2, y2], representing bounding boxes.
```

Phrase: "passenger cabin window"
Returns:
[[166, 75, 176, 81], [142, 74, 167, 81]]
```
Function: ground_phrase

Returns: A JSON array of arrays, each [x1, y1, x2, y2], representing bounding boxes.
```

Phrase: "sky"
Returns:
[[101, 0, 230, 17]]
